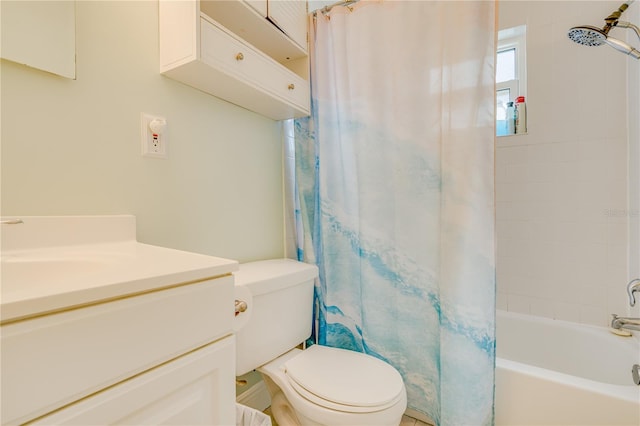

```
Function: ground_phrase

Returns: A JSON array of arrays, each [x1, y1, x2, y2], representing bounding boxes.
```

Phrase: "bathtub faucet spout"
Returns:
[[628, 278, 640, 306], [611, 314, 640, 331]]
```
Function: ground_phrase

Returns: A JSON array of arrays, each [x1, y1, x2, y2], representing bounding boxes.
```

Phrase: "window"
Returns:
[[496, 25, 526, 136]]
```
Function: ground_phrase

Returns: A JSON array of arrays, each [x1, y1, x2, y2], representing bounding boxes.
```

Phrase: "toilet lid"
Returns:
[[284, 345, 404, 411]]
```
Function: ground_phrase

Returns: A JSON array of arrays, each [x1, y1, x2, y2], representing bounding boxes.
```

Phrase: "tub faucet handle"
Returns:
[[627, 278, 640, 307]]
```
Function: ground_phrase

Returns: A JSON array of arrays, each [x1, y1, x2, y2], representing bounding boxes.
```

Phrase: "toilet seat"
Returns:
[[283, 345, 405, 413]]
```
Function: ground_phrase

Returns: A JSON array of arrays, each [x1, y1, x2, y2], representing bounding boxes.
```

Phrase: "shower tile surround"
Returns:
[[496, 1, 634, 326]]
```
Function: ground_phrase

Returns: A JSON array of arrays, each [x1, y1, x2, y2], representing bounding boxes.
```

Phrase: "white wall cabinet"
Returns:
[[244, 0, 267, 18], [160, 0, 310, 120], [267, 0, 307, 50], [1, 276, 235, 425], [241, 0, 307, 50]]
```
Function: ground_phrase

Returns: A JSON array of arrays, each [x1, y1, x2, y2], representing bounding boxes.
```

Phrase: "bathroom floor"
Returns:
[[263, 408, 431, 426], [400, 415, 433, 426]]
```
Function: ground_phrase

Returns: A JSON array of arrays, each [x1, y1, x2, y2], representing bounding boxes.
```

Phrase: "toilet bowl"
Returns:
[[233, 259, 407, 426], [259, 345, 407, 426]]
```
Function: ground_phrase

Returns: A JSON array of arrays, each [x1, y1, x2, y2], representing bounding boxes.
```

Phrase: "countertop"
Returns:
[[0, 215, 238, 322]]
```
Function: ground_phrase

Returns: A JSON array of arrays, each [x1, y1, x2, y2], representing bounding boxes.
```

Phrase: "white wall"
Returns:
[[496, 1, 635, 326], [1, 1, 285, 262]]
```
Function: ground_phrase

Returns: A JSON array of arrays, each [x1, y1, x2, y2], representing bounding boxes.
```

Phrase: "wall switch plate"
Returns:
[[141, 113, 167, 159]]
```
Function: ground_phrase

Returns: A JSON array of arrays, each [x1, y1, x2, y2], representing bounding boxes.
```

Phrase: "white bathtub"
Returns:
[[495, 310, 640, 426]]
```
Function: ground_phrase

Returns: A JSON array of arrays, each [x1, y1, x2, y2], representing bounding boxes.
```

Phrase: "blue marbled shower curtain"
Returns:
[[288, 1, 496, 424]]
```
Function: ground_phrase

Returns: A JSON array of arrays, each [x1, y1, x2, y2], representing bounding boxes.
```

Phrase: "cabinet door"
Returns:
[[1, 277, 234, 425], [267, 0, 307, 49], [31, 337, 236, 425]]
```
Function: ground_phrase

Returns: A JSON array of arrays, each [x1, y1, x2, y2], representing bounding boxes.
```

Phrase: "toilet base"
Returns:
[[262, 375, 342, 426], [263, 376, 305, 426]]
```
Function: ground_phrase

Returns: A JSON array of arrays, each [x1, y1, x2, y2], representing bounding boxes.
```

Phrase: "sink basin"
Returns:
[[0, 246, 134, 304], [2, 257, 113, 290], [0, 215, 238, 322]]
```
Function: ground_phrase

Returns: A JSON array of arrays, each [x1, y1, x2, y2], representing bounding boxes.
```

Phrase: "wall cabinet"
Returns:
[[160, 0, 310, 120], [241, 0, 307, 51]]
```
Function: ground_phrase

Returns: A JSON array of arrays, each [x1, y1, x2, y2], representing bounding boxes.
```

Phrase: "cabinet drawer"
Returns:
[[200, 15, 309, 111], [1, 276, 234, 425]]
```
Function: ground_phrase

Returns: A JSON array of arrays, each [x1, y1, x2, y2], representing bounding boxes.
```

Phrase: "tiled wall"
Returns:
[[496, 1, 634, 326]]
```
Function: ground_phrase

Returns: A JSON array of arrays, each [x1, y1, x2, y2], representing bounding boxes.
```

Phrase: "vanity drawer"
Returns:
[[200, 15, 309, 112], [0, 276, 234, 425]]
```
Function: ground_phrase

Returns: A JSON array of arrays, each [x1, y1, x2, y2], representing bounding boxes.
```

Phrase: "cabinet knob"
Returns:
[[235, 300, 248, 316], [288, 83, 295, 90], [236, 52, 244, 61]]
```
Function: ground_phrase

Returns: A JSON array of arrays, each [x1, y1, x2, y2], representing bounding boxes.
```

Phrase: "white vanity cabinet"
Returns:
[[159, 0, 310, 120], [0, 215, 239, 424], [1, 273, 237, 425]]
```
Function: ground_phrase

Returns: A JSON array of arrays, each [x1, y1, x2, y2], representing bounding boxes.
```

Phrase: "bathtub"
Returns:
[[495, 310, 640, 426]]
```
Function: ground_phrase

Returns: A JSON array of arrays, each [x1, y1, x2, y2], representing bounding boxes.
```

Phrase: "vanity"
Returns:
[[0, 216, 238, 425]]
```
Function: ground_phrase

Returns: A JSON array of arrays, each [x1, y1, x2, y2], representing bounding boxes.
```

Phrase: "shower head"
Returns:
[[567, 1, 640, 59], [567, 25, 640, 58], [567, 25, 608, 46]]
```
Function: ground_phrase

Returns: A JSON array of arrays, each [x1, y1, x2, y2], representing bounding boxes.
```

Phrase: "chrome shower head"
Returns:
[[567, 25, 608, 46], [567, 1, 640, 59], [567, 25, 640, 59]]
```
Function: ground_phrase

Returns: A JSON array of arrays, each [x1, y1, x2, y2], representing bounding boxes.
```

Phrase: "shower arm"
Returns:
[[605, 3, 630, 25], [605, 0, 639, 38]]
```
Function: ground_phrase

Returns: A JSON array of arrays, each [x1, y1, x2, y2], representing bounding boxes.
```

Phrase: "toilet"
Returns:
[[234, 259, 407, 426]]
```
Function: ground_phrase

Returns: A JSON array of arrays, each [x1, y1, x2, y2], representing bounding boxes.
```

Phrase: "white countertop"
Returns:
[[1, 216, 238, 322]]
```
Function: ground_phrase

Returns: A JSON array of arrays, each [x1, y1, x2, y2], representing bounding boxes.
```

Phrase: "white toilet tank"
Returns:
[[234, 259, 318, 376]]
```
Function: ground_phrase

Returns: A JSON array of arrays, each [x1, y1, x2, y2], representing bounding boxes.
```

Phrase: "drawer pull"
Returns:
[[236, 52, 244, 61], [288, 83, 295, 90]]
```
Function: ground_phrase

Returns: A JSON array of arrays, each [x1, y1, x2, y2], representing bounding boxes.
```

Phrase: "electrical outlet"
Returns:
[[141, 113, 167, 159]]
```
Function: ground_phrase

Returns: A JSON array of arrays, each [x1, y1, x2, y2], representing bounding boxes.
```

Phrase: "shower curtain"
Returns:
[[285, 1, 496, 424]]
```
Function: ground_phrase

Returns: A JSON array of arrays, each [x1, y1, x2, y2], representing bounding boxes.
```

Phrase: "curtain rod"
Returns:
[[313, 0, 360, 16]]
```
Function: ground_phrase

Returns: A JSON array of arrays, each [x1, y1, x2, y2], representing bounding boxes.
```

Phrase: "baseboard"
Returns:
[[236, 380, 271, 412], [404, 408, 435, 425]]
